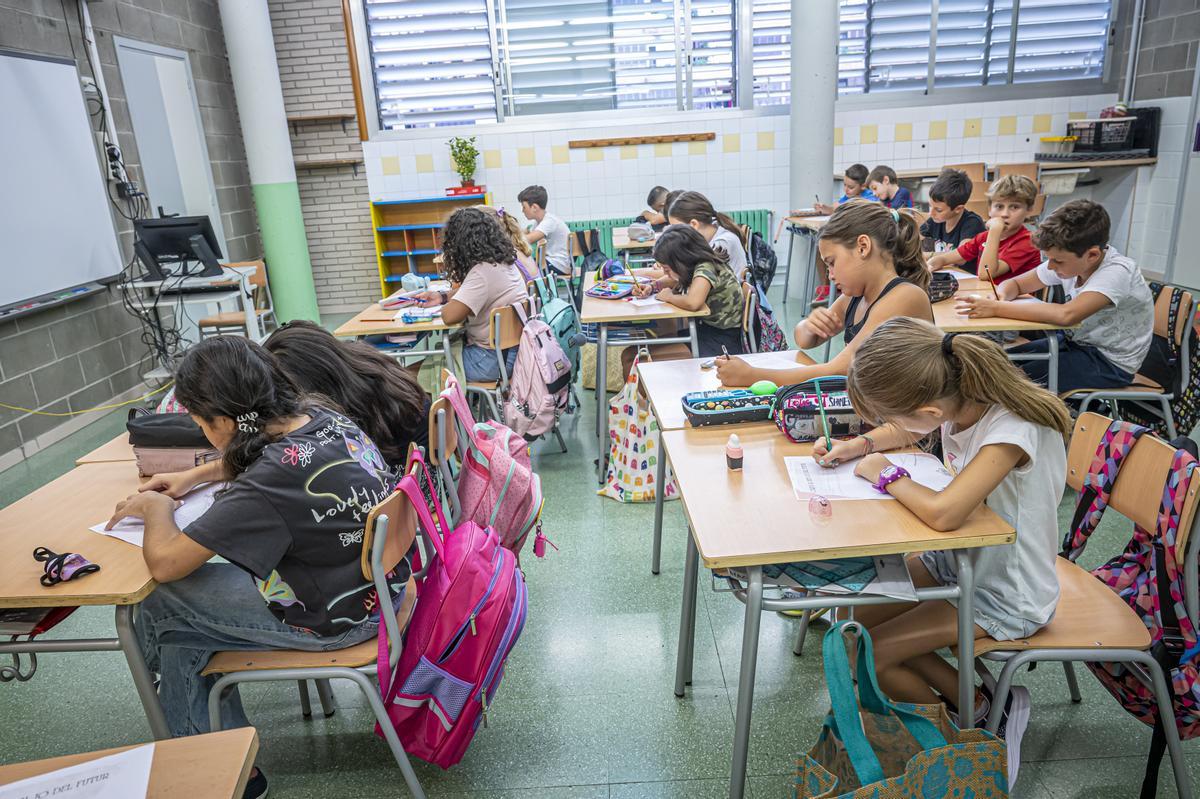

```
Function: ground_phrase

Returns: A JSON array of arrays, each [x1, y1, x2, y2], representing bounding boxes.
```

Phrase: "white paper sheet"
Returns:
[[784, 453, 953, 501], [392, 308, 441, 322], [942, 268, 976, 281], [0, 743, 154, 799], [90, 483, 222, 547], [629, 297, 665, 307]]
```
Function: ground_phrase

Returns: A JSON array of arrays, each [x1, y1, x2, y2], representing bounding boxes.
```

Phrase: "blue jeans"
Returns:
[[1008, 331, 1134, 394], [135, 563, 379, 737], [463, 344, 518, 383]]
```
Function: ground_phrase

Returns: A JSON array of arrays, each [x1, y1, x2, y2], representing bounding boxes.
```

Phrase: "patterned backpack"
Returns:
[[1118, 282, 1198, 436], [1063, 419, 1200, 797], [745, 273, 787, 353]]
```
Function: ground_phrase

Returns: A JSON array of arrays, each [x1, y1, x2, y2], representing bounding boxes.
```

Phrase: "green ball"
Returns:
[[749, 380, 778, 396]]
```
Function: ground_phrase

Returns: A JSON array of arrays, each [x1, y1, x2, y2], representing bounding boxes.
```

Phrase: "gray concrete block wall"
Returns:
[[268, 0, 380, 315], [0, 0, 259, 462], [1111, 0, 1200, 100]]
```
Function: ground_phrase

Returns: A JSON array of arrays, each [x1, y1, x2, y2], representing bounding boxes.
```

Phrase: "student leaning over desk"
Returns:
[[106, 336, 408, 799]]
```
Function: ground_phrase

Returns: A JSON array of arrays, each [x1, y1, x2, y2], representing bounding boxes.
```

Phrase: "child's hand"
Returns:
[[955, 294, 999, 318], [655, 288, 673, 302], [813, 437, 866, 468], [632, 281, 654, 299], [106, 490, 178, 530], [412, 290, 443, 305], [985, 217, 1006, 234], [139, 471, 198, 499], [853, 453, 893, 485], [814, 203, 835, 215], [803, 306, 841, 340], [715, 356, 755, 387]]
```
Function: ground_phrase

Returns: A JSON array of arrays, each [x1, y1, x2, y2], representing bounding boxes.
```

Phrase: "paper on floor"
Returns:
[[0, 742, 154, 799], [90, 483, 222, 547], [784, 452, 953, 501]]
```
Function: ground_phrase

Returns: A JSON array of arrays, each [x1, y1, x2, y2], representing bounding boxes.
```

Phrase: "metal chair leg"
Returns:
[[552, 425, 567, 453], [1062, 662, 1082, 703], [792, 609, 813, 656], [1161, 396, 1178, 439], [315, 678, 336, 717], [297, 680, 313, 718]]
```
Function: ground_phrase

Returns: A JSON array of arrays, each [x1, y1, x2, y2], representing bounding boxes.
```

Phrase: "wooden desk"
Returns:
[[76, 433, 135, 466], [0, 461, 169, 739], [780, 216, 831, 305], [834, 158, 1159, 182], [581, 274, 708, 475], [611, 228, 658, 269], [933, 292, 1076, 394], [0, 728, 258, 798], [333, 302, 459, 364], [665, 425, 1014, 799]]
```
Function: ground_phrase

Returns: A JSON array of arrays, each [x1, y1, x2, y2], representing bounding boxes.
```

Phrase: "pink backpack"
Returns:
[[442, 373, 545, 555], [376, 448, 527, 769], [503, 307, 571, 438]]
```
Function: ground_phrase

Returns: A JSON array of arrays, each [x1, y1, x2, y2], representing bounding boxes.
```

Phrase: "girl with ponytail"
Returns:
[[665, 190, 750, 280], [716, 199, 932, 387], [814, 317, 1069, 734], [106, 337, 405, 777]]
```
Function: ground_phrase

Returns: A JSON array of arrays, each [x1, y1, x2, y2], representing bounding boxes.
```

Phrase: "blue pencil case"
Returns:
[[681, 389, 774, 426]]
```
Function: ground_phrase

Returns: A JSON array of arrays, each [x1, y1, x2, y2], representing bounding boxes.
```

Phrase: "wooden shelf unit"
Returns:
[[370, 193, 488, 295]]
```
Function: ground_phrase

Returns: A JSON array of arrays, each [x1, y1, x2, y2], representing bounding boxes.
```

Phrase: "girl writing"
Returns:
[[716, 200, 932, 387]]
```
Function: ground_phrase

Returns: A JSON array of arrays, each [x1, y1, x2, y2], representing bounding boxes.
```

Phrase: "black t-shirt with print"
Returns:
[[921, 210, 987, 273], [183, 408, 405, 637]]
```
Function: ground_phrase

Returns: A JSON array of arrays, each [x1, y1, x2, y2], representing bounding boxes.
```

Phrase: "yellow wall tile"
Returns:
[[723, 133, 741, 153], [1069, 111, 1087, 120], [928, 120, 947, 140], [1032, 114, 1052, 133], [586, 147, 604, 161], [860, 124, 878, 145], [380, 156, 400, 176], [552, 145, 570, 164], [483, 149, 502, 168], [688, 140, 708, 155], [620, 145, 638, 160], [517, 147, 536, 166], [833, 127, 844, 146], [415, 154, 434, 174], [894, 123, 912, 142], [998, 116, 1017, 135], [963, 118, 982, 138], [757, 131, 775, 150], [654, 142, 673, 157]]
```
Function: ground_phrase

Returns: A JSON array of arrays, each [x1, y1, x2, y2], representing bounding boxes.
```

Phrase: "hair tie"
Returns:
[[890, 208, 900, 223], [496, 207, 506, 218], [236, 411, 260, 433], [942, 333, 957, 357]]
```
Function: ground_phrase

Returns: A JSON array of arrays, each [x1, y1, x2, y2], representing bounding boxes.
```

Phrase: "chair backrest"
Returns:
[[965, 199, 989, 218], [225, 259, 268, 288], [1154, 285, 1196, 346], [488, 297, 530, 351], [362, 483, 418, 582], [737, 223, 753, 250], [1067, 412, 1200, 551], [1029, 193, 1047, 218], [945, 162, 986, 183], [570, 230, 598, 259], [427, 395, 458, 466], [994, 163, 1040, 183]]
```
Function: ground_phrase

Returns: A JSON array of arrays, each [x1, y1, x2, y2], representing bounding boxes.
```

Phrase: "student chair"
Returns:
[[197, 260, 276, 340], [464, 300, 527, 420], [740, 281, 758, 353], [427, 394, 463, 524], [202, 471, 428, 799], [1062, 287, 1196, 439], [994, 162, 1040, 183], [946, 162, 987, 183], [970, 413, 1199, 797]]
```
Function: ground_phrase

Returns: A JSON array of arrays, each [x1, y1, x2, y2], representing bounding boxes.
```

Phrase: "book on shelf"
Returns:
[[445, 185, 486, 197]]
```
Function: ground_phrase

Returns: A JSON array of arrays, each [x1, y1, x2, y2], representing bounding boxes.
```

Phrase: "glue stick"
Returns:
[[726, 433, 743, 471]]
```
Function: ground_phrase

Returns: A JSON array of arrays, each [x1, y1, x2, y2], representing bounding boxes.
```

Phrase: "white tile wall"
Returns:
[[1125, 96, 1193, 278]]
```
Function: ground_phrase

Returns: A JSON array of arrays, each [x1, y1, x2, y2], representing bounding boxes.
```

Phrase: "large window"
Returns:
[[364, 0, 1115, 130]]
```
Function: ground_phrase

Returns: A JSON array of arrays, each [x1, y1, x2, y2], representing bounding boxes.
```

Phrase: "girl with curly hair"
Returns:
[[413, 206, 528, 381]]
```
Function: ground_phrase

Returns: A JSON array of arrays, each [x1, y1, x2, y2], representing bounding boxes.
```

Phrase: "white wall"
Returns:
[[1126, 95, 1195, 279]]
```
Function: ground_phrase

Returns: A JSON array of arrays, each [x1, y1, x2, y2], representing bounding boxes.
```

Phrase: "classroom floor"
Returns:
[[2, 289, 1198, 798]]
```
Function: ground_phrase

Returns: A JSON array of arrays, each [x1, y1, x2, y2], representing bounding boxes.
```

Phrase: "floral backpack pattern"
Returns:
[[598, 349, 678, 503]]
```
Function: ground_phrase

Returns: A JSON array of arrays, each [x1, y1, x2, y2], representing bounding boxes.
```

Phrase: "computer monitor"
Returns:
[[133, 216, 225, 280]]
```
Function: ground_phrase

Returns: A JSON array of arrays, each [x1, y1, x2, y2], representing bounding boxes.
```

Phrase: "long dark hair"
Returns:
[[264, 321, 428, 467], [666, 191, 741, 240], [441, 207, 518, 284], [652, 224, 728, 291], [819, 200, 930, 291], [173, 336, 308, 477]]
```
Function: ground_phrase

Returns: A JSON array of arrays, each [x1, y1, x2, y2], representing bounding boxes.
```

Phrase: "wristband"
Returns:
[[859, 433, 876, 456], [872, 465, 910, 494], [438, 290, 449, 304]]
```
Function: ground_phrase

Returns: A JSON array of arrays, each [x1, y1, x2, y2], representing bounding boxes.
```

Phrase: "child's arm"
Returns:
[[794, 297, 849, 349], [977, 218, 1009, 278], [643, 209, 666, 225], [106, 491, 216, 582], [959, 272, 1110, 326], [926, 250, 965, 270], [139, 460, 229, 498], [854, 443, 1027, 531], [657, 274, 711, 312], [812, 424, 919, 467], [524, 228, 546, 244]]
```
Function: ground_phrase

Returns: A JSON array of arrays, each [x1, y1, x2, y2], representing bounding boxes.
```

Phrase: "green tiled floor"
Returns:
[[1, 288, 1197, 798]]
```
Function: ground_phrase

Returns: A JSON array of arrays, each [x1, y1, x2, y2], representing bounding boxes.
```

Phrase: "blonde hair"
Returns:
[[474, 204, 531, 257], [987, 175, 1038, 208], [847, 318, 1072, 439], [819, 200, 930, 291]]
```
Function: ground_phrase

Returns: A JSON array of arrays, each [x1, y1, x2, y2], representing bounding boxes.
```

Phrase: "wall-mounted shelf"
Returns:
[[568, 132, 714, 149], [295, 157, 363, 176], [369, 193, 491, 295], [287, 112, 356, 135]]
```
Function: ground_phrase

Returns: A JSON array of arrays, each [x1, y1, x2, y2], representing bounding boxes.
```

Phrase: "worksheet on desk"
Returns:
[[785, 453, 952, 501], [628, 297, 666, 307], [90, 483, 223, 547], [0, 743, 153, 799]]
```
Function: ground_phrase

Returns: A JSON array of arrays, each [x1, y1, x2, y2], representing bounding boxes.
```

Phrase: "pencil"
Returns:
[[981, 264, 1001, 300], [813, 379, 833, 452]]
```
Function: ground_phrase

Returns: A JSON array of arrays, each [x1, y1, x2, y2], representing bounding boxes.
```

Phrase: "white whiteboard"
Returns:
[[0, 51, 122, 309]]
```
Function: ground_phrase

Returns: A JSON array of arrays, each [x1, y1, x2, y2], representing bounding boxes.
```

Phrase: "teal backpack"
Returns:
[[530, 274, 582, 376]]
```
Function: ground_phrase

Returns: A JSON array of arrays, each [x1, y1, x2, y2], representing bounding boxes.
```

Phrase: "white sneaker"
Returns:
[[998, 686, 1031, 788]]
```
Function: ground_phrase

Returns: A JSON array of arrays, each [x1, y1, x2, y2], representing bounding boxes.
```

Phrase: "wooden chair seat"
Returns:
[[1060, 374, 1165, 400], [201, 577, 416, 675], [973, 558, 1150, 656], [467, 379, 500, 390], [198, 309, 271, 327]]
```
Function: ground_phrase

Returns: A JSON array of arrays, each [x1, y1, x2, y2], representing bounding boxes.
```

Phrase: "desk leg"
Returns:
[[241, 274, 261, 340], [955, 551, 976, 722], [116, 604, 170, 740], [729, 566, 763, 799], [687, 319, 699, 358], [596, 324, 609, 478], [442, 330, 452, 367], [674, 529, 700, 697], [652, 447, 668, 575], [783, 229, 796, 303], [1047, 332, 1059, 397]]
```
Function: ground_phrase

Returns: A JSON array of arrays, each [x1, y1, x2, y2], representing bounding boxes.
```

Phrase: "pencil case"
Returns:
[[927, 271, 960, 303], [585, 278, 636, 299], [681, 389, 774, 426], [770, 377, 866, 443]]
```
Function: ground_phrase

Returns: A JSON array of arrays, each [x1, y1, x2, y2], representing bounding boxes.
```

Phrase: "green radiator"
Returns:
[[567, 208, 773, 259]]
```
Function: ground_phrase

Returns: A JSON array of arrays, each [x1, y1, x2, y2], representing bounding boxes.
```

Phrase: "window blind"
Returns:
[[866, 0, 933, 92], [750, 0, 790, 106]]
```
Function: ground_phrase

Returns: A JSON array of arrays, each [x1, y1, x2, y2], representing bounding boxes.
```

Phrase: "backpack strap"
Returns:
[[1062, 420, 1149, 560]]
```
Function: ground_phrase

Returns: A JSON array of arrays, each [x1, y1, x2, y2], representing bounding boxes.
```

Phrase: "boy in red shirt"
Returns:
[[927, 174, 1040, 283]]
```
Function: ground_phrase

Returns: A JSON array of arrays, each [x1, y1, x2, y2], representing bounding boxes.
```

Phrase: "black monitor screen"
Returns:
[[134, 216, 223, 262]]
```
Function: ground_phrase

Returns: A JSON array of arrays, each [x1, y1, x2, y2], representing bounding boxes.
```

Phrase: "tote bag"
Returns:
[[795, 622, 1009, 799], [598, 348, 678, 504]]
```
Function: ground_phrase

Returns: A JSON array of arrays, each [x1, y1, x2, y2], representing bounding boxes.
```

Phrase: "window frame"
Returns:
[[350, 0, 1121, 138]]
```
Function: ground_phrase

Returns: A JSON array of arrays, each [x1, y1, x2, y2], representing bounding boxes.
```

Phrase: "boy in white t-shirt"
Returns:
[[519, 185, 572, 277], [955, 199, 1154, 393]]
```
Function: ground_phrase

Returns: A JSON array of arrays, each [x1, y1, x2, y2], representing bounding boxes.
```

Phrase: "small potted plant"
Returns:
[[448, 135, 479, 187]]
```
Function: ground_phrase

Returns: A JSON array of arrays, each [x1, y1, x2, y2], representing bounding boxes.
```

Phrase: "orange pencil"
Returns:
[[981, 264, 1001, 300]]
